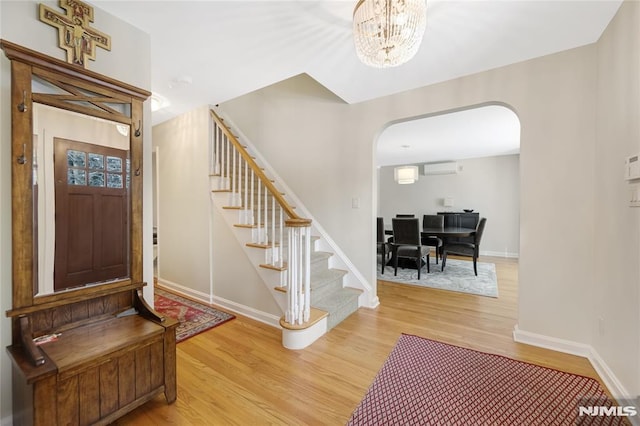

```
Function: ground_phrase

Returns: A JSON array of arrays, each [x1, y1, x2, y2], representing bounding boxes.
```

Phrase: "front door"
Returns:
[[54, 138, 129, 291]]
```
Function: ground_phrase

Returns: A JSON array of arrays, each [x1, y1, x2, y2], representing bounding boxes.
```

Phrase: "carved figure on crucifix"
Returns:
[[39, 0, 111, 68]]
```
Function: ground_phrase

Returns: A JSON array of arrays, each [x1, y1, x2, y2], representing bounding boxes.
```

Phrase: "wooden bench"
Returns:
[[7, 287, 178, 426]]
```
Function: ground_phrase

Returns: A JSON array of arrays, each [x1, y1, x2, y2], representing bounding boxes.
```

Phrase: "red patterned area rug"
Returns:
[[154, 288, 235, 342], [348, 334, 629, 426]]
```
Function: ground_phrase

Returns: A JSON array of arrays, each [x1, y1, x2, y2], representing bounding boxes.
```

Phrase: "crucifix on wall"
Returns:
[[39, 0, 111, 68]]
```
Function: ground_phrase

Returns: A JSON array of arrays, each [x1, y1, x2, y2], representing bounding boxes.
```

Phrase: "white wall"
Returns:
[[594, 0, 640, 396], [378, 154, 520, 257], [0, 1, 151, 422]]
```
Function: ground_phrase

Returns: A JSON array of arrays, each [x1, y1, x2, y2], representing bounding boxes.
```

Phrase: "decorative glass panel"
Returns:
[[126, 174, 130, 189], [88, 153, 104, 170], [67, 150, 86, 167], [106, 156, 123, 172], [107, 173, 123, 189], [89, 171, 105, 187], [126, 158, 130, 173], [67, 169, 86, 185]]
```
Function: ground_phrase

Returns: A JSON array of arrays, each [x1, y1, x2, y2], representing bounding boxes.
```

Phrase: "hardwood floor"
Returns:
[[117, 255, 606, 425]]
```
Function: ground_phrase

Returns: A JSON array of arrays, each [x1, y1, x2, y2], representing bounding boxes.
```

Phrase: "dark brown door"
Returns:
[[54, 138, 129, 291]]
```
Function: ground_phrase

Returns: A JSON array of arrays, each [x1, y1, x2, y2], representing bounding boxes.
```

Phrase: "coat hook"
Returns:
[[17, 143, 26, 164], [134, 162, 141, 176], [134, 120, 141, 137], [17, 90, 27, 113]]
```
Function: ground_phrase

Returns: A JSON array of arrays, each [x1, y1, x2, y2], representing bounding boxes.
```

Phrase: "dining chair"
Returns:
[[390, 218, 430, 279], [441, 217, 487, 275], [422, 214, 444, 264], [396, 214, 415, 218], [376, 217, 390, 274]]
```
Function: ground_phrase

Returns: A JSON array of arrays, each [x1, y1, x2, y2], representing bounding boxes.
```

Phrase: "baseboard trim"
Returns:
[[481, 250, 519, 258], [211, 295, 281, 329], [156, 279, 281, 328], [155, 278, 212, 304], [588, 348, 634, 404], [513, 325, 631, 400], [513, 325, 591, 357]]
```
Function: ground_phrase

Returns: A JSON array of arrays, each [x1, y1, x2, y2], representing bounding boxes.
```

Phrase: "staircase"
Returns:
[[308, 243, 361, 330], [209, 109, 361, 348]]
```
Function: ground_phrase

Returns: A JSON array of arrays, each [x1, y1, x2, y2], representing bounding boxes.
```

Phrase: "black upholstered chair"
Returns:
[[441, 217, 487, 276], [377, 217, 390, 274], [390, 218, 430, 279], [396, 214, 415, 218], [422, 214, 444, 264]]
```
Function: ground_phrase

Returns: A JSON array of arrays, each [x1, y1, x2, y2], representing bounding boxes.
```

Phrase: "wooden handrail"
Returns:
[[210, 109, 311, 226]]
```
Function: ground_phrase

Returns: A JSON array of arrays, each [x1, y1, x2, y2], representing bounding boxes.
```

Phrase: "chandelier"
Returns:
[[353, 0, 427, 68]]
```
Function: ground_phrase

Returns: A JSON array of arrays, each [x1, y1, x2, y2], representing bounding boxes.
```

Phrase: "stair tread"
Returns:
[[279, 307, 328, 330]]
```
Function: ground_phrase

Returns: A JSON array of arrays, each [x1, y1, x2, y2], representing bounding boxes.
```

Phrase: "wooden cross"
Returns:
[[39, 0, 111, 68]]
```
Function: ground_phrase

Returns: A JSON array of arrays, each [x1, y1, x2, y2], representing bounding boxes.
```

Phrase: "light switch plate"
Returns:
[[626, 154, 640, 180]]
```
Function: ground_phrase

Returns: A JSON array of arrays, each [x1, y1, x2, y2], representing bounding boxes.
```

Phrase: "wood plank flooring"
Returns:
[[116, 256, 606, 425]]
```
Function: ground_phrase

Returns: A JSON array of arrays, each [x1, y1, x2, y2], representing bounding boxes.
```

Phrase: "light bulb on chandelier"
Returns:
[[353, 0, 427, 68]]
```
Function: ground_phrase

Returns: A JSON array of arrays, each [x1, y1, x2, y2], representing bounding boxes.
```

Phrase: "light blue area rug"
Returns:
[[377, 257, 498, 298]]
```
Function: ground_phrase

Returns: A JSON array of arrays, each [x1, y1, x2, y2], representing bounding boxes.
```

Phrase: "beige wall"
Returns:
[[594, 0, 640, 395], [0, 1, 151, 422], [222, 4, 638, 396], [152, 106, 212, 296], [151, 105, 286, 317], [378, 154, 520, 257], [221, 43, 598, 342]]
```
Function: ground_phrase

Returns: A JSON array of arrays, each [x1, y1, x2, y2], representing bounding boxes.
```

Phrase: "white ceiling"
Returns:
[[377, 105, 521, 166], [93, 0, 622, 163]]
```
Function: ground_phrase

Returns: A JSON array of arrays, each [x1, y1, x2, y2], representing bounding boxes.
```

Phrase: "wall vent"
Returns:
[[423, 162, 458, 175]]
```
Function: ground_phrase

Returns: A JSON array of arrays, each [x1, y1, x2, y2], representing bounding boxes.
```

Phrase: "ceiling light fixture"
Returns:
[[353, 0, 427, 68], [394, 165, 419, 184], [150, 92, 170, 112]]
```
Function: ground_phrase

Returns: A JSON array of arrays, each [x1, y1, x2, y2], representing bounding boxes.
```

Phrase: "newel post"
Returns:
[[284, 218, 312, 325]]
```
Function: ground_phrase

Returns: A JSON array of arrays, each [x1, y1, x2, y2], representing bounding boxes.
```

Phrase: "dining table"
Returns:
[[383, 226, 476, 270], [421, 227, 476, 238], [384, 226, 477, 238]]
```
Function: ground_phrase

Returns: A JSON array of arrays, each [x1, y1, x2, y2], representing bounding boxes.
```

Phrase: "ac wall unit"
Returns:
[[423, 162, 458, 175]]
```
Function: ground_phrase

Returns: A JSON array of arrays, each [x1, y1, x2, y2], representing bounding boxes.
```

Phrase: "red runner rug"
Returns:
[[348, 334, 628, 425], [154, 288, 235, 342]]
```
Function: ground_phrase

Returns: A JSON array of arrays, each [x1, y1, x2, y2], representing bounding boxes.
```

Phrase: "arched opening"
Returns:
[[375, 102, 521, 300]]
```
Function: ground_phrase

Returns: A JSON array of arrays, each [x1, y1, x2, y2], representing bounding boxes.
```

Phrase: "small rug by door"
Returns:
[[154, 288, 235, 342], [348, 334, 627, 425], [377, 257, 498, 298]]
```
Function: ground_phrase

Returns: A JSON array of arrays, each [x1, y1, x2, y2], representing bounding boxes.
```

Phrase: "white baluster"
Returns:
[[263, 185, 268, 245], [243, 155, 249, 223], [250, 169, 255, 225], [215, 125, 221, 175], [279, 206, 284, 268], [256, 181, 262, 243], [303, 226, 311, 322], [224, 134, 230, 190]]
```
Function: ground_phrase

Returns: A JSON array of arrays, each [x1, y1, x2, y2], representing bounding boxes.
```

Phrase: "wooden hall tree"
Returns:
[[2, 40, 177, 426]]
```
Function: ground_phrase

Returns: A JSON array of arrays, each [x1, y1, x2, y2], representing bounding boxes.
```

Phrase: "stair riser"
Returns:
[[326, 296, 359, 330], [311, 277, 345, 303], [310, 257, 329, 275]]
